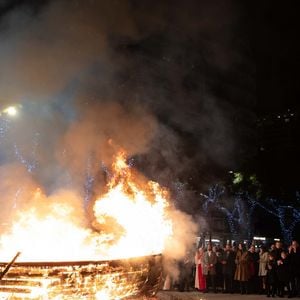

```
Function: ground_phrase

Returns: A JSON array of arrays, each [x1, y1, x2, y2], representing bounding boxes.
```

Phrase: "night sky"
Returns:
[[0, 1, 299, 236], [249, 1, 299, 200]]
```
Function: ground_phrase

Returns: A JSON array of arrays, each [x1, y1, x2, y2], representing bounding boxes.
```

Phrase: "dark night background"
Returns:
[[0, 0, 299, 241]]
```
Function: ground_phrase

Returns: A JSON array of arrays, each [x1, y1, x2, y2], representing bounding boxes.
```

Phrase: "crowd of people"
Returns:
[[167, 240, 300, 298]]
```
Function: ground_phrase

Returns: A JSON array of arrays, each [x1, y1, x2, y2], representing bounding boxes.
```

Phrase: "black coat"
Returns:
[[277, 257, 291, 283], [221, 250, 236, 276], [271, 248, 283, 261], [266, 259, 278, 285], [248, 251, 259, 277], [289, 247, 300, 276]]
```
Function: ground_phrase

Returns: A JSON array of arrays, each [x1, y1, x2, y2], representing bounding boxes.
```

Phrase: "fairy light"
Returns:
[[84, 155, 95, 208], [201, 186, 278, 241], [202, 183, 300, 244], [0, 104, 22, 140], [14, 143, 37, 173], [241, 194, 300, 244], [0, 117, 10, 138], [201, 185, 250, 239]]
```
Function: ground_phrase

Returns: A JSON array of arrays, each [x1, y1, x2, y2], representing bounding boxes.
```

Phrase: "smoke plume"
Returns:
[[0, 0, 253, 262]]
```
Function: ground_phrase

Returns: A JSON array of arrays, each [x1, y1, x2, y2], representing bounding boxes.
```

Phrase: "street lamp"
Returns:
[[1, 105, 21, 117]]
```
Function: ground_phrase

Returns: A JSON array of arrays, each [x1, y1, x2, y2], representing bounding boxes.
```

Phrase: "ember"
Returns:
[[0, 254, 162, 299]]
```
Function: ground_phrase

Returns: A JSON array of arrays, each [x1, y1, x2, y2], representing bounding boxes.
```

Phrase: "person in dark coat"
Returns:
[[289, 240, 300, 298], [266, 252, 278, 297], [214, 245, 224, 291], [221, 244, 236, 293], [277, 250, 291, 298], [248, 245, 260, 294], [272, 241, 284, 262]]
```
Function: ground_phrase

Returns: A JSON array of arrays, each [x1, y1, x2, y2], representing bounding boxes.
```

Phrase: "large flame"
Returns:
[[0, 150, 173, 262]]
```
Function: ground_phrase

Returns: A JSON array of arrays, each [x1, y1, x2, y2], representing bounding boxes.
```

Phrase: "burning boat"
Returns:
[[0, 254, 163, 299], [0, 150, 173, 299]]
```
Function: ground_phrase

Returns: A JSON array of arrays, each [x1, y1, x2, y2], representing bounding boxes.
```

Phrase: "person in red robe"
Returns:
[[195, 247, 206, 291]]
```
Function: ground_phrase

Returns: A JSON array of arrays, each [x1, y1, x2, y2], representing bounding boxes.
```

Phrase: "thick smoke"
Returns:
[[0, 0, 253, 263], [0, 1, 136, 100]]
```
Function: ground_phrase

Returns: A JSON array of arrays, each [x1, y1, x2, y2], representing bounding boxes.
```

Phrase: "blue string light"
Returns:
[[0, 117, 11, 139], [253, 197, 300, 244], [201, 185, 300, 244], [83, 155, 95, 208]]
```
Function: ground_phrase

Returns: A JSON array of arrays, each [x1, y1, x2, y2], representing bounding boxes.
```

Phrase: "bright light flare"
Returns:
[[0, 150, 172, 298], [93, 150, 173, 259], [0, 150, 173, 262], [1, 105, 20, 117]]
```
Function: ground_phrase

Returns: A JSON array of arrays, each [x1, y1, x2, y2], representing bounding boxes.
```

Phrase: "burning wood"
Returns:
[[0, 254, 163, 299], [0, 251, 21, 280], [0, 150, 173, 299]]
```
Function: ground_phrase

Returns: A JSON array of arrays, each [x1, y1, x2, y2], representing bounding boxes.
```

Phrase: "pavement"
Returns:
[[155, 291, 294, 300]]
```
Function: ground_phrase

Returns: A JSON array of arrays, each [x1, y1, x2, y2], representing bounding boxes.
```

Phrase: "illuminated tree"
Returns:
[[201, 182, 300, 244], [253, 195, 300, 244], [201, 184, 256, 240]]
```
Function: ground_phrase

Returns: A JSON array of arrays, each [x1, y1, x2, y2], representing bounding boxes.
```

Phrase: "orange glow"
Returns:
[[0, 150, 173, 262], [93, 150, 173, 259]]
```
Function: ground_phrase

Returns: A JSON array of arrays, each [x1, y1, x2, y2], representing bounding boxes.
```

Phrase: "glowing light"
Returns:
[[3, 106, 18, 116], [202, 185, 256, 239], [233, 172, 243, 184], [0, 150, 172, 298], [0, 150, 173, 262], [93, 150, 173, 259], [205, 239, 220, 243], [253, 236, 266, 241], [202, 184, 300, 245]]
